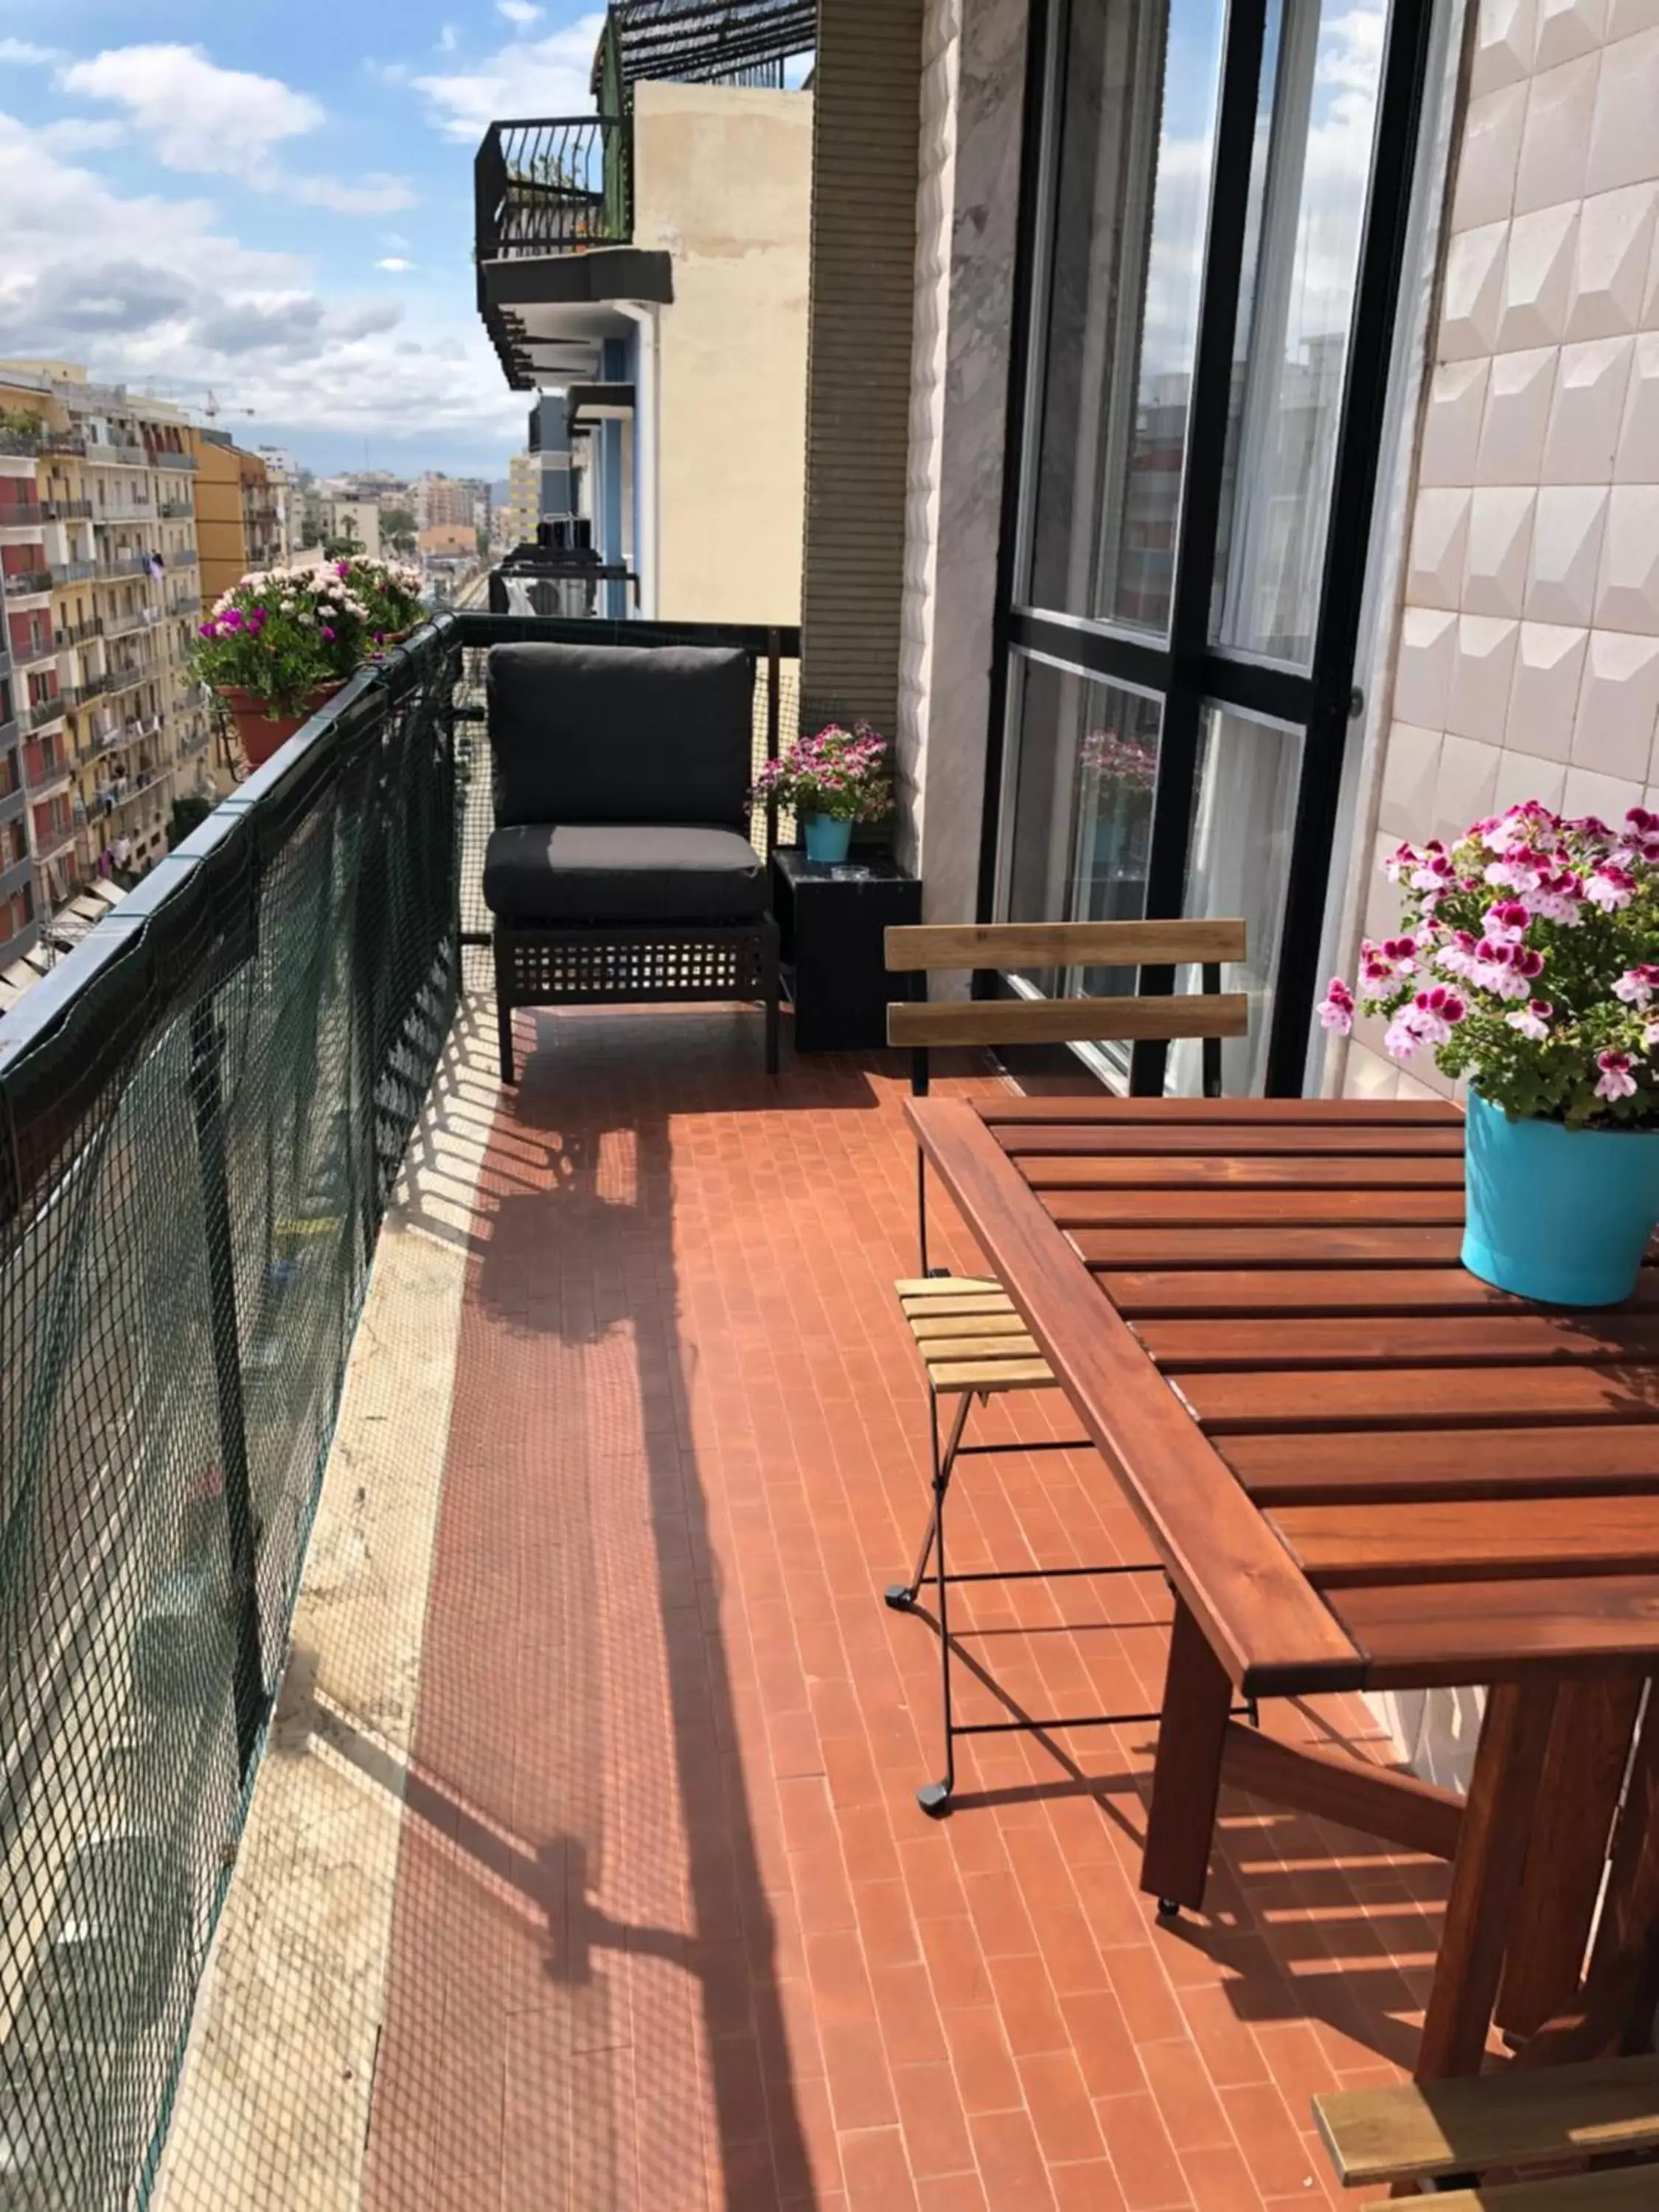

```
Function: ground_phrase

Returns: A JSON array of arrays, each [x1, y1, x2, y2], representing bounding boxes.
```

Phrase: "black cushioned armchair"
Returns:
[[484, 641, 780, 1083]]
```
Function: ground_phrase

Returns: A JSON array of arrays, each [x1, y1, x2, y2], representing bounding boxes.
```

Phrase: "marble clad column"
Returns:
[[899, 0, 1029, 931]]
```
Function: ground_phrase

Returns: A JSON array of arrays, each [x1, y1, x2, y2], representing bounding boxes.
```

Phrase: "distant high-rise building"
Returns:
[[414, 473, 473, 531], [193, 434, 279, 602], [0, 360, 210, 901]]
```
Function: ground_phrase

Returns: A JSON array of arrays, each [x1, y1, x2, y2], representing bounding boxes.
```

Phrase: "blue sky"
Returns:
[[0, 2, 613, 476]]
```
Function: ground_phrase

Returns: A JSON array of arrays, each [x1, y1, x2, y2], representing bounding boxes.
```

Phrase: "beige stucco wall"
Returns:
[[632, 81, 812, 627]]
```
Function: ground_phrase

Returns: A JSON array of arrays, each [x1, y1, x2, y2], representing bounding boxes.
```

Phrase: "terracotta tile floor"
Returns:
[[361, 1004, 1440, 2210]]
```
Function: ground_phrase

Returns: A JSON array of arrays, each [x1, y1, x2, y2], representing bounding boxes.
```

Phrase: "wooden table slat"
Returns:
[[983, 1096, 1462, 1125], [1075, 1225, 1470, 1268], [999, 1124, 1467, 1156], [1220, 1424, 1659, 1502], [1023, 1154, 1467, 1189], [1329, 1573, 1659, 1688], [1043, 1188, 1467, 1226], [1184, 1365, 1659, 1433], [1140, 1313, 1659, 1371], [1270, 1495, 1659, 1585], [1101, 1267, 1613, 1316]]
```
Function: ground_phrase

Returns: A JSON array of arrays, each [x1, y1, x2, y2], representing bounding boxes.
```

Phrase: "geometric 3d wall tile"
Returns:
[[1464, 485, 1538, 613], [1443, 220, 1510, 358], [1394, 606, 1460, 728], [1540, 333, 1634, 480], [1615, 329, 1659, 478], [1435, 733, 1504, 841], [1527, 483, 1610, 619], [1454, 83, 1528, 232], [1492, 745, 1568, 813], [1517, 53, 1599, 212], [1587, 25, 1659, 196], [1477, 346, 1559, 482], [1380, 721, 1443, 838], [1565, 760, 1648, 818], [1607, 0, 1659, 43], [1408, 487, 1474, 607], [1571, 627, 1659, 776], [1422, 359, 1491, 484], [1536, 0, 1608, 69], [1568, 181, 1657, 337], [1448, 614, 1523, 741], [1472, 0, 1538, 95], [1506, 620, 1590, 756], [1498, 203, 1579, 349], [1594, 482, 1659, 625]]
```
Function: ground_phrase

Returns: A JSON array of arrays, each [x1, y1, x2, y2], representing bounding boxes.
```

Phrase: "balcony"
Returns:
[[0, 501, 44, 533], [95, 551, 153, 580], [0, 425, 43, 457], [3, 567, 52, 599], [159, 499, 195, 520], [55, 619, 102, 649], [19, 693, 65, 734], [83, 439, 150, 468], [49, 558, 97, 586], [171, 594, 202, 618], [9, 632, 56, 672], [41, 498, 93, 521], [102, 605, 157, 641]]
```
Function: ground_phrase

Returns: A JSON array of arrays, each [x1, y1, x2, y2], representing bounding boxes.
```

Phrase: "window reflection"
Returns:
[[1211, 0, 1386, 661], [1026, 0, 1224, 632]]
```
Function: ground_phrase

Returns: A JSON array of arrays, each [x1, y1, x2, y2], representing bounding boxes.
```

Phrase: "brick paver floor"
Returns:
[[361, 1004, 1435, 2209]]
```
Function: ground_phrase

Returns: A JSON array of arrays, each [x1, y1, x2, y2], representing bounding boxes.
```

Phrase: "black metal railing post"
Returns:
[[187, 998, 267, 1778]]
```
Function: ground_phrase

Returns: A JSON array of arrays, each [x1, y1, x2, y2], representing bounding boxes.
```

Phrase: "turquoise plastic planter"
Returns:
[[803, 814, 852, 864], [1463, 1088, 1659, 1306]]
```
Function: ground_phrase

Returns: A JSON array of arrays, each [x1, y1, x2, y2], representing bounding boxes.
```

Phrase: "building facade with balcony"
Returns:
[[476, 0, 814, 625], [0, 364, 209, 891]]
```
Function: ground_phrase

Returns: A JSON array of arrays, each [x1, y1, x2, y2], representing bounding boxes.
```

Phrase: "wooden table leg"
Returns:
[[1141, 1599, 1234, 1917], [1414, 1679, 1559, 2086], [1493, 1677, 1644, 2042], [1560, 1679, 1659, 2062]]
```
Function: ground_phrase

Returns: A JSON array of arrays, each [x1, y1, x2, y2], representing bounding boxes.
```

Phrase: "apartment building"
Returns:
[[0, 456, 35, 968], [413, 473, 473, 531], [475, 5, 813, 625], [0, 363, 212, 897], [192, 433, 280, 602]]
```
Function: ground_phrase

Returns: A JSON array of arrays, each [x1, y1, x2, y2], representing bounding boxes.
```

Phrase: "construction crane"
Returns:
[[139, 383, 256, 425]]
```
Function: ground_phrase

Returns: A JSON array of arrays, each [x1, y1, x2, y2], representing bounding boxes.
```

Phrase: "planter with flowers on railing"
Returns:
[[1321, 801, 1659, 1306], [192, 557, 427, 767]]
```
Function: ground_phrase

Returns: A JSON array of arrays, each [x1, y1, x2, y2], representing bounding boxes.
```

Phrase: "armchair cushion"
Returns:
[[483, 823, 768, 924], [487, 641, 754, 829]]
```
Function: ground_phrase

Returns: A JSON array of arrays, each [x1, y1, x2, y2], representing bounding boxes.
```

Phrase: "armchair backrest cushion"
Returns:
[[487, 641, 754, 830]]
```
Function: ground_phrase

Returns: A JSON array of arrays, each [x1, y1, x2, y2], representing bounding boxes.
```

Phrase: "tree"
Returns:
[[170, 795, 212, 847], [323, 518, 366, 560], [382, 505, 417, 555]]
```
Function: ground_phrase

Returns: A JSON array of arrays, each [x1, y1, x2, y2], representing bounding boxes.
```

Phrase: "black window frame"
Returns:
[[980, 0, 1438, 1094]]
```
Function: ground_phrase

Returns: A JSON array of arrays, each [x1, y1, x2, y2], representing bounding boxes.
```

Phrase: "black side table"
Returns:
[[771, 849, 922, 1051]]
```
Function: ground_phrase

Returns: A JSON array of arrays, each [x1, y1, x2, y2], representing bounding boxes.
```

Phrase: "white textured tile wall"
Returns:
[[1354, 0, 1659, 1095]]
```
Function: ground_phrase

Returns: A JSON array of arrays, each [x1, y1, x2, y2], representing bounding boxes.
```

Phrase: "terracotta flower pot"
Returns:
[[219, 681, 346, 768]]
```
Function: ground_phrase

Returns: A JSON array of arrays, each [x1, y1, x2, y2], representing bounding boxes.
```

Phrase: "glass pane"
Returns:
[[1004, 655, 1164, 1010], [1176, 704, 1301, 1093], [1026, 0, 1225, 632], [1210, 0, 1387, 661]]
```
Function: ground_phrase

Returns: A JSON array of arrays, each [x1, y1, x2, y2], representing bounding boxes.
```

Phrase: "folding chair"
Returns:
[[881, 919, 1250, 1820]]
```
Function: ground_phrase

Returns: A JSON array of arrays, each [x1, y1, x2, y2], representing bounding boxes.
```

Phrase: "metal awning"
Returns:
[[594, 0, 816, 92]]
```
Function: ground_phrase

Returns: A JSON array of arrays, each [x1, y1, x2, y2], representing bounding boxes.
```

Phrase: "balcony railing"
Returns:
[[4, 568, 52, 597], [0, 426, 43, 456], [21, 693, 66, 732], [49, 559, 97, 586], [41, 498, 93, 521], [0, 502, 44, 530], [475, 115, 633, 259], [159, 500, 194, 520], [83, 440, 150, 467], [102, 606, 157, 641], [0, 630, 458, 2212], [95, 552, 152, 580], [172, 594, 202, 617], [55, 619, 102, 649]]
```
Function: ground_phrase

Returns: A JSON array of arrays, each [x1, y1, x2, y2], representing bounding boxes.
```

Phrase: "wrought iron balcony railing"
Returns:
[[475, 115, 632, 260]]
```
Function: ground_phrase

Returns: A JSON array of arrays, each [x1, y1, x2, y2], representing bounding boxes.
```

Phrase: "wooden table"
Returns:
[[906, 1093, 1659, 2084]]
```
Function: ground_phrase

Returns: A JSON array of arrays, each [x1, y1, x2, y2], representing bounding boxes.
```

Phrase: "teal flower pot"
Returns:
[[1463, 1088, 1659, 1306], [803, 814, 852, 863]]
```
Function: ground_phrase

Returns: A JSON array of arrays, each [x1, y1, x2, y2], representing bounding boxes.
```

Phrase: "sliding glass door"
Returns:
[[992, 0, 1434, 1092]]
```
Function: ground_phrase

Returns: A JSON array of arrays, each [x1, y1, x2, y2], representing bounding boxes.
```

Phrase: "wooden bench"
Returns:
[[1313, 2055, 1659, 2202]]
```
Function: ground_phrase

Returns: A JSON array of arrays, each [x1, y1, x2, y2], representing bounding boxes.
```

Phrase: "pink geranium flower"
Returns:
[[1506, 998, 1552, 1041], [1613, 964, 1659, 1007], [1317, 978, 1354, 1034], [1596, 1049, 1638, 1102], [1585, 864, 1636, 912]]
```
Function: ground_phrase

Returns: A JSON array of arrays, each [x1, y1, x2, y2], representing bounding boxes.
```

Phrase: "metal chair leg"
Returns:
[[917, 1417, 959, 1818], [886, 1393, 967, 1613]]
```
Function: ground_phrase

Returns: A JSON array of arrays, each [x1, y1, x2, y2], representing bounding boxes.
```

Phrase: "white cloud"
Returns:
[[413, 13, 605, 139], [0, 38, 61, 66], [376, 257, 415, 272], [498, 1, 544, 24], [59, 44, 416, 214], [0, 111, 522, 451], [437, 23, 459, 52], [32, 117, 127, 154]]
